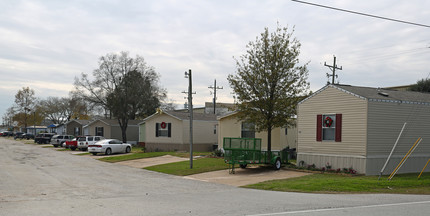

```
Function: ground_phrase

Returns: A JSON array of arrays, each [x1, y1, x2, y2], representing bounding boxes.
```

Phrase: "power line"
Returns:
[[291, 0, 430, 28]]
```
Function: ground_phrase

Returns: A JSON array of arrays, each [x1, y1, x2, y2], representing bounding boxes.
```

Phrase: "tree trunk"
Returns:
[[118, 118, 128, 143], [267, 125, 272, 162]]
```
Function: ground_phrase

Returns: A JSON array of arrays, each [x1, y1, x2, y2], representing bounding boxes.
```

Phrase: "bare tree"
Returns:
[[74, 51, 165, 142], [14, 87, 36, 132]]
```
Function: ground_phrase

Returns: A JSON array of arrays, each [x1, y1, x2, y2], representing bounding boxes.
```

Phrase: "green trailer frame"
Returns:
[[223, 137, 288, 173]]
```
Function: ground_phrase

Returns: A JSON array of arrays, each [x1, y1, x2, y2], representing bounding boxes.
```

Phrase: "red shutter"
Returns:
[[335, 114, 342, 142], [316, 114, 322, 141]]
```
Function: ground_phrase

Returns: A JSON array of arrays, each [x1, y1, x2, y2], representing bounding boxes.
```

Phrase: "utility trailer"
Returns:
[[223, 137, 288, 174]]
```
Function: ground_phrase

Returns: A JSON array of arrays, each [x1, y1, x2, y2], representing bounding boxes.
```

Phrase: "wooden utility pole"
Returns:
[[182, 69, 195, 169], [208, 79, 223, 114], [324, 55, 343, 84]]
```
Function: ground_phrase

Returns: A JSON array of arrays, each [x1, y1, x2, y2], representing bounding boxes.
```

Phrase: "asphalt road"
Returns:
[[1, 138, 430, 216]]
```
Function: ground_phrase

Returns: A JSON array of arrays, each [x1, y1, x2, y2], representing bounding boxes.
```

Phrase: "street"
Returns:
[[1, 138, 430, 216]]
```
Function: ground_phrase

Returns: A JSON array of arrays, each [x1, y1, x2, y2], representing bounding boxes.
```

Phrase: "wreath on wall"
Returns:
[[161, 122, 167, 129], [324, 116, 333, 127]]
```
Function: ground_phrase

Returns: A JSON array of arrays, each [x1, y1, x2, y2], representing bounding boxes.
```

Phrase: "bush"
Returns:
[[212, 148, 224, 157]]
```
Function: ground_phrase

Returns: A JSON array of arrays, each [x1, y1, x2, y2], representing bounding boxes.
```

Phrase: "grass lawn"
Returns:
[[56, 148, 71, 151], [98, 151, 211, 163], [244, 172, 430, 194], [144, 157, 230, 176]]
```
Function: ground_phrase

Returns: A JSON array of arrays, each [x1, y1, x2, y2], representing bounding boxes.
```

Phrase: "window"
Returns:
[[322, 114, 335, 141], [95, 127, 104, 136], [316, 114, 342, 142], [214, 125, 217, 134], [241, 122, 255, 138], [155, 122, 171, 137], [285, 127, 288, 135], [74, 127, 81, 136]]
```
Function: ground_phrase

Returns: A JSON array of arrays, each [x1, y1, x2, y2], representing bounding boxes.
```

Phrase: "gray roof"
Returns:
[[88, 119, 142, 126], [165, 111, 217, 121], [335, 84, 430, 104], [66, 119, 91, 126]]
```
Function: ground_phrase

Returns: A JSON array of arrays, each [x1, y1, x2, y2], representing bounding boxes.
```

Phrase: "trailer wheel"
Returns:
[[240, 164, 247, 169], [274, 158, 281, 170]]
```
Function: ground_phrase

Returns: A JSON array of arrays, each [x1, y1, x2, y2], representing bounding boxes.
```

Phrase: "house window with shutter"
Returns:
[[95, 127, 104, 136], [155, 122, 171, 138], [317, 114, 342, 142]]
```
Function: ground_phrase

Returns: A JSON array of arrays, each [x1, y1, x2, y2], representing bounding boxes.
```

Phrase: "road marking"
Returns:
[[247, 200, 430, 216]]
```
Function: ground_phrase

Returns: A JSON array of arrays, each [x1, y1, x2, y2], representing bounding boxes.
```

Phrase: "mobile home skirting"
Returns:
[[297, 152, 366, 174], [145, 142, 215, 152]]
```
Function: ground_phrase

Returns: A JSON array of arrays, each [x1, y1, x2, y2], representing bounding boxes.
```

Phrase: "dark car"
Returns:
[[23, 133, 35, 140], [1, 131, 13, 137], [34, 133, 56, 144], [14, 132, 25, 139]]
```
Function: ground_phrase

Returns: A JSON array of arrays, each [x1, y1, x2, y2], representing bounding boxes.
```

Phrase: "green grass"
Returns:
[[98, 151, 211, 163], [144, 157, 230, 176], [244, 172, 430, 194], [76, 152, 91, 155], [56, 148, 71, 151], [42, 145, 54, 148]]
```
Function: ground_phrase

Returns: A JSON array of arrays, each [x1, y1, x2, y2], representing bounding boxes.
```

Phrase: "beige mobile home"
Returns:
[[143, 110, 217, 152], [217, 112, 297, 151], [297, 84, 430, 175], [83, 119, 140, 144], [65, 119, 91, 136]]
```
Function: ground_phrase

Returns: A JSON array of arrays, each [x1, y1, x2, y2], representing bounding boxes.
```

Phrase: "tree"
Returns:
[[75, 51, 165, 142], [228, 24, 310, 158], [14, 87, 37, 132], [409, 78, 430, 92], [38, 95, 90, 124], [107, 69, 163, 142]]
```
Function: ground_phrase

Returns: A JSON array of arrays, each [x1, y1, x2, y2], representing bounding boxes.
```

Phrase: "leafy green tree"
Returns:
[[228, 24, 310, 156], [409, 78, 430, 92], [107, 70, 162, 142]]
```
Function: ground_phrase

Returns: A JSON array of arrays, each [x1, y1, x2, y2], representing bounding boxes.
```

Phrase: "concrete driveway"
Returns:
[[185, 165, 312, 186]]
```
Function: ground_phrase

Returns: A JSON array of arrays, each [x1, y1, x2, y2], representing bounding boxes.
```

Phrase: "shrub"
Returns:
[[212, 148, 224, 157]]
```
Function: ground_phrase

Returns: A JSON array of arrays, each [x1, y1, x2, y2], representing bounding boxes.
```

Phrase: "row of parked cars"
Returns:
[[1, 131, 133, 156], [33, 133, 132, 156]]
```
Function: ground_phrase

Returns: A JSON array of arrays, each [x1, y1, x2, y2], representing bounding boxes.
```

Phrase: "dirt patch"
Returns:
[[184, 165, 312, 186], [116, 155, 189, 168]]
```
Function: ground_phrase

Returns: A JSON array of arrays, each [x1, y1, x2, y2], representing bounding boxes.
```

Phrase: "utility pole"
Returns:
[[182, 69, 196, 169], [208, 79, 223, 114], [324, 55, 343, 84]]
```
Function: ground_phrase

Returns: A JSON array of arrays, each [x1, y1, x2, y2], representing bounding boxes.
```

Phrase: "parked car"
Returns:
[[34, 133, 56, 144], [65, 137, 82, 151], [1, 131, 13, 137], [14, 132, 25, 139], [23, 133, 35, 140], [51, 135, 75, 148], [77, 135, 104, 151], [88, 139, 132, 156]]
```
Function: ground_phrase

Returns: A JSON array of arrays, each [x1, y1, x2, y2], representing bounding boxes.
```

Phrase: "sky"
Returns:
[[1, 0, 429, 122]]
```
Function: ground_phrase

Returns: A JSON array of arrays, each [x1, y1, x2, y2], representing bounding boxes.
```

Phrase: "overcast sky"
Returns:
[[1, 0, 429, 121]]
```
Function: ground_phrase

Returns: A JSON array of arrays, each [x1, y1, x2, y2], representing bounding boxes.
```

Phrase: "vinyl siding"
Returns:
[[298, 86, 368, 156], [217, 113, 293, 150], [366, 101, 430, 175]]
